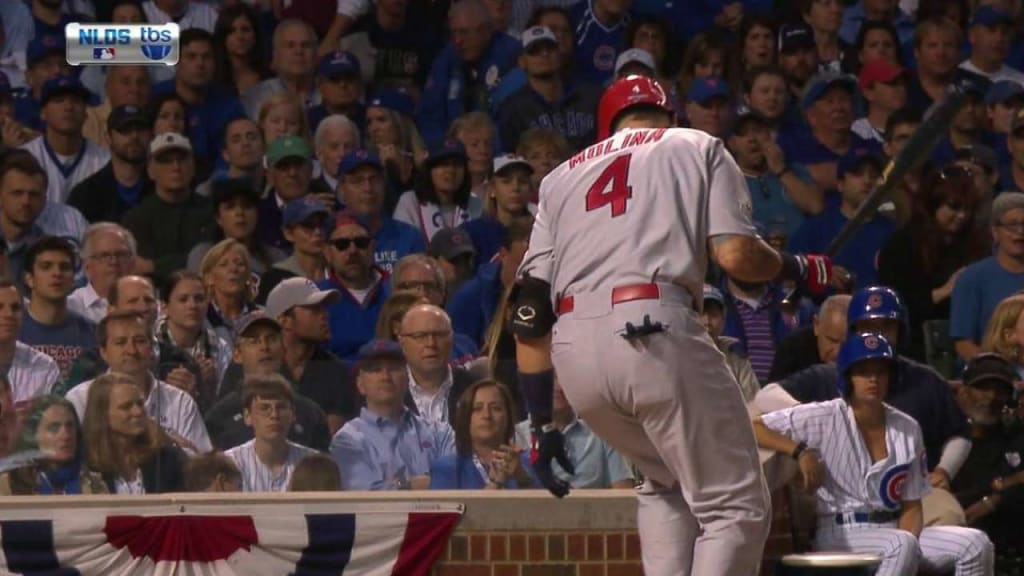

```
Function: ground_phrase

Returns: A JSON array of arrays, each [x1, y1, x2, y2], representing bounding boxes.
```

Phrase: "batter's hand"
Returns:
[[531, 427, 574, 498], [797, 450, 825, 492]]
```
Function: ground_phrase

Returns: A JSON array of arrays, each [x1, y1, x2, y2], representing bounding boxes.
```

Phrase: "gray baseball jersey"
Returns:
[[519, 127, 770, 576], [763, 400, 993, 576], [518, 127, 756, 306], [21, 136, 110, 204]]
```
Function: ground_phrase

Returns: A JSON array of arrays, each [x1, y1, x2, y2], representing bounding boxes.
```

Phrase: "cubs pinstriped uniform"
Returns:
[[8, 341, 60, 405], [225, 439, 319, 492], [762, 399, 994, 575], [37, 202, 89, 245], [20, 136, 109, 204]]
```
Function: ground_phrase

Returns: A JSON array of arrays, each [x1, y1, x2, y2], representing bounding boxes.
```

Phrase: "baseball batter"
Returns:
[[510, 75, 837, 576], [754, 332, 993, 575]]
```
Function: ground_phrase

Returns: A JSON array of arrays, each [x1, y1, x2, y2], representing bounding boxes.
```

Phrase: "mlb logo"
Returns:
[[93, 47, 116, 60]]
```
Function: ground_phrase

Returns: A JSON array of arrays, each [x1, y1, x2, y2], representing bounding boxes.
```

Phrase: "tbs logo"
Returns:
[[65, 23, 179, 66]]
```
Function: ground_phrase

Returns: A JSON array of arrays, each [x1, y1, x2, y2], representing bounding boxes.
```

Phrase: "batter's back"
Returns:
[[523, 127, 757, 304]]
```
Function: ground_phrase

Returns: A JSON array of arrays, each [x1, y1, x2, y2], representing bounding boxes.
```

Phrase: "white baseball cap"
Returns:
[[266, 277, 341, 319], [149, 132, 192, 156], [492, 154, 533, 176], [521, 26, 557, 50], [614, 48, 656, 75]]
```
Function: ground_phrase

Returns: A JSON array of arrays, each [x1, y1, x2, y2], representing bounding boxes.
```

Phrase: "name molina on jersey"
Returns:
[[568, 128, 667, 170]]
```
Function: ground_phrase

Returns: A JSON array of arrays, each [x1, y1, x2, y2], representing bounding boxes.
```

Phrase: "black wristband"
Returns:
[[791, 441, 809, 461], [779, 251, 804, 282]]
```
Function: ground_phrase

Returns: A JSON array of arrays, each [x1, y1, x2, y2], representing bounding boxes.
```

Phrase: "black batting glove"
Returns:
[[530, 423, 575, 498]]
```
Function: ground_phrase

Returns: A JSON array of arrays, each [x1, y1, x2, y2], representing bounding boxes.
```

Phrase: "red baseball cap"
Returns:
[[858, 60, 907, 91]]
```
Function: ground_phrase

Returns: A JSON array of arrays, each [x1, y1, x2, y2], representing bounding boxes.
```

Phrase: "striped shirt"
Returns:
[[7, 341, 61, 405], [21, 136, 110, 204], [761, 399, 930, 515], [731, 292, 776, 381], [226, 439, 319, 492]]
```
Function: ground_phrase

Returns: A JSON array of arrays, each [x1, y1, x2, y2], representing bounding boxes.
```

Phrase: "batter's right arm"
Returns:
[[711, 234, 836, 295]]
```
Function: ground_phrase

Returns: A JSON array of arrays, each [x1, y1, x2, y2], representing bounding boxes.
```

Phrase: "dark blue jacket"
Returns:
[[319, 273, 392, 362], [429, 452, 537, 489], [446, 261, 503, 346], [780, 358, 969, 471], [417, 34, 520, 146]]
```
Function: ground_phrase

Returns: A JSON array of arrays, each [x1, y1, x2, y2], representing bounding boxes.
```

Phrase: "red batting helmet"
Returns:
[[597, 75, 673, 140]]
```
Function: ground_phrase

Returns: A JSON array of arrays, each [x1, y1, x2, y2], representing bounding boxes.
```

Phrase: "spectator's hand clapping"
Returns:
[[165, 365, 197, 397]]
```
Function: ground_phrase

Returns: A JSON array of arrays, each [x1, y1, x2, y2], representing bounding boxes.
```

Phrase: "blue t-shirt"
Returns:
[[373, 218, 426, 274], [569, 1, 629, 86], [19, 310, 97, 379], [788, 200, 895, 288], [153, 81, 247, 171], [745, 164, 813, 240], [949, 256, 1024, 344], [460, 216, 505, 268], [779, 127, 880, 168]]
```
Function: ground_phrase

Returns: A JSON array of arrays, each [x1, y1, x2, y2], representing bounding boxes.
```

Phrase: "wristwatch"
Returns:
[[791, 441, 810, 461]]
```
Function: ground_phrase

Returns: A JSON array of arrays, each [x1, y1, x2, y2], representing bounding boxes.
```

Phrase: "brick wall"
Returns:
[[432, 531, 643, 576]]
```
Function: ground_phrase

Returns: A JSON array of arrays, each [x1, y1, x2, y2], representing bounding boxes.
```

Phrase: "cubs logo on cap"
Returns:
[[867, 294, 883, 309], [864, 335, 879, 349]]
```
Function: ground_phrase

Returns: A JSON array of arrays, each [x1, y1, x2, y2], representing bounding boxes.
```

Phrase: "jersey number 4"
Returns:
[[585, 154, 633, 218]]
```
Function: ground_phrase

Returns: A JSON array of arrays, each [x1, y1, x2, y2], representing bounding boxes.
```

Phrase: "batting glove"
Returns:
[[796, 254, 833, 295], [530, 424, 575, 498]]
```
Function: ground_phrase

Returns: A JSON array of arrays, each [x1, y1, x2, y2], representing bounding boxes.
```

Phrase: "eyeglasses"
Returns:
[[400, 330, 452, 343], [89, 250, 133, 263], [251, 401, 293, 417], [330, 237, 371, 250], [939, 165, 974, 180], [396, 281, 441, 294], [997, 221, 1024, 233]]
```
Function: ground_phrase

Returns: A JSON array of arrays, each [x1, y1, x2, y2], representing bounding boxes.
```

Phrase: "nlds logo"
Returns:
[[65, 23, 179, 66]]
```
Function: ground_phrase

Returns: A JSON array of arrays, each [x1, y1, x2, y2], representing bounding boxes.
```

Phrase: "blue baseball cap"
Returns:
[[703, 284, 725, 307], [27, 34, 65, 67], [425, 139, 467, 167], [40, 76, 91, 106], [318, 50, 361, 79], [985, 80, 1024, 105], [687, 76, 729, 104], [337, 149, 382, 177], [366, 89, 415, 119], [282, 196, 331, 227], [970, 5, 1013, 27], [356, 339, 405, 365], [837, 147, 883, 179], [778, 22, 815, 54], [801, 72, 858, 110]]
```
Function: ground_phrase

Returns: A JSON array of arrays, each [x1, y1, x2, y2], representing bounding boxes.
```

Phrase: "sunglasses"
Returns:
[[330, 237, 371, 250]]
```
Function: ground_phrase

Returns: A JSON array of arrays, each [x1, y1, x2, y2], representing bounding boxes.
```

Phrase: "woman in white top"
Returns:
[[752, 333, 993, 576], [83, 373, 188, 494], [393, 139, 482, 243]]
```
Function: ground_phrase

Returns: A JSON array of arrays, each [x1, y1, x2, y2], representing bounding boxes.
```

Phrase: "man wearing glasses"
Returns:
[[320, 211, 392, 362], [123, 132, 213, 282], [397, 304, 474, 426], [335, 149, 424, 273], [225, 374, 318, 492], [68, 223, 137, 324], [951, 192, 1024, 360]]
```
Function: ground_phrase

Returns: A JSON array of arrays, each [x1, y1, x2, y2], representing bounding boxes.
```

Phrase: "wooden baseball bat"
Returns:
[[781, 84, 969, 305]]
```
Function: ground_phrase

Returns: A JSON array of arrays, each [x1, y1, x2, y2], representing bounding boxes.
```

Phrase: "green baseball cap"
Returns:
[[266, 135, 312, 167]]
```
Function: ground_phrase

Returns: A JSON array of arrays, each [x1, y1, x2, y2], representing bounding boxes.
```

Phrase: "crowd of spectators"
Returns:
[[4, 0, 1024, 566]]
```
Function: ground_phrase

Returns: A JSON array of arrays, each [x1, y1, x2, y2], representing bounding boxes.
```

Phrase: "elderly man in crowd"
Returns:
[[259, 135, 315, 251], [68, 223, 137, 324], [243, 19, 320, 118], [314, 114, 361, 194], [398, 304, 475, 426]]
